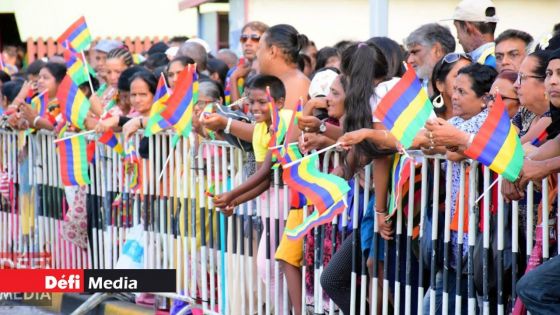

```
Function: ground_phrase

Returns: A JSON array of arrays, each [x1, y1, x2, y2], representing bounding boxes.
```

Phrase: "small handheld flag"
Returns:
[[124, 140, 142, 192], [98, 130, 124, 157], [374, 64, 435, 148], [56, 76, 91, 130], [63, 49, 91, 85], [280, 145, 350, 239], [145, 74, 172, 137], [464, 93, 524, 182], [160, 64, 198, 138], [56, 133, 91, 186], [283, 98, 303, 150], [530, 129, 548, 147], [31, 91, 49, 118], [56, 16, 92, 52]]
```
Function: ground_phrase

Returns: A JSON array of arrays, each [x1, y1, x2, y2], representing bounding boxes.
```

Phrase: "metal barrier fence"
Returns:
[[0, 129, 556, 315]]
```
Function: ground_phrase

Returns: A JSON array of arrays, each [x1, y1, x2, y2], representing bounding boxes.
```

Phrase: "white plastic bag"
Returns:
[[116, 223, 145, 269]]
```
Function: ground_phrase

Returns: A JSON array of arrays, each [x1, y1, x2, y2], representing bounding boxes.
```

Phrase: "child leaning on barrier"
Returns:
[[213, 74, 297, 313]]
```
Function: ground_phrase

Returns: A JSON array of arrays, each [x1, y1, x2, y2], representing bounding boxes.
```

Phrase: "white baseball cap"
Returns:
[[446, 0, 498, 23], [308, 69, 339, 98]]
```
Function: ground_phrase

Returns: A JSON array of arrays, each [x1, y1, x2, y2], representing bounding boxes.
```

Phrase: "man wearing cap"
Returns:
[[90, 39, 123, 84], [450, 0, 498, 68]]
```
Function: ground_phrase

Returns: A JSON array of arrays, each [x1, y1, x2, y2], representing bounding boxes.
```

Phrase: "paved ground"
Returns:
[[0, 303, 56, 314]]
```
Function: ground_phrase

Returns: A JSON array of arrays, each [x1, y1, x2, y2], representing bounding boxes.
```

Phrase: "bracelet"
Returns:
[[375, 207, 388, 215], [224, 117, 233, 134], [32, 116, 41, 128]]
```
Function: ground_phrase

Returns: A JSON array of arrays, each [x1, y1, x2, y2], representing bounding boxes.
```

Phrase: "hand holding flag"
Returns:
[[374, 63, 435, 148]]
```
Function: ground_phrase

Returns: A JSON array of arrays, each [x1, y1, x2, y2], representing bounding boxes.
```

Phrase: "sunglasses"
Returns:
[[483, 94, 519, 103], [515, 72, 545, 85], [442, 53, 472, 64], [240, 34, 261, 44]]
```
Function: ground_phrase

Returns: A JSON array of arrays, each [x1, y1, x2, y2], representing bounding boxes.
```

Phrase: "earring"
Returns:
[[433, 94, 444, 108], [481, 102, 487, 109]]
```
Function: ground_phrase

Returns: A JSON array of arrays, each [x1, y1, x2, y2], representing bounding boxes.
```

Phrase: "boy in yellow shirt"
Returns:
[[214, 74, 303, 313]]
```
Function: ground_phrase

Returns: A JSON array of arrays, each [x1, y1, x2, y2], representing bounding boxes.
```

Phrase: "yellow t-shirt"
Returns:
[[252, 109, 293, 162]]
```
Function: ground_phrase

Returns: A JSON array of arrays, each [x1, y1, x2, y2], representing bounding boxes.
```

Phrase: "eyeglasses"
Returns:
[[515, 72, 545, 85], [442, 53, 472, 64], [483, 94, 519, 103], [240, 34, 261, 44]]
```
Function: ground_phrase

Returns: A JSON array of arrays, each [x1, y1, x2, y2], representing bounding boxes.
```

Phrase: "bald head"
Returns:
[[217, 49, 238, 69], [177, 41, 208, 72]]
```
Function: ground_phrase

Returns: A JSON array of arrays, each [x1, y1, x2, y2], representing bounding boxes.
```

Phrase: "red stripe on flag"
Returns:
[[464, 94, 506, 159], [374, 66, 416, 122], [56, 16, 86, 47], [163, 64, 194, 119]]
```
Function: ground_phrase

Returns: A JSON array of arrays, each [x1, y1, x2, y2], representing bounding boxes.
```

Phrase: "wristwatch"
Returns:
[[319, 120, 327, 133]]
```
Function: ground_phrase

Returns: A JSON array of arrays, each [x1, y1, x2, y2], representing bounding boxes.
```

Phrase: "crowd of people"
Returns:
[[2, 0, 560, 313]]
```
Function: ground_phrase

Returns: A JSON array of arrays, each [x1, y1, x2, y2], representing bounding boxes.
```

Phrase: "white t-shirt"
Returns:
[[370, 77, 400, 123]]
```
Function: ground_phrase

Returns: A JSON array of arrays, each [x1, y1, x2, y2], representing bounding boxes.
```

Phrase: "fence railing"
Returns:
[[0, 129, 556, 315]]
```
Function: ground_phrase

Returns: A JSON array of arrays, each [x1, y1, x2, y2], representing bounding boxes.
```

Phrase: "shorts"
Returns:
[[274, 209, 304, 267]]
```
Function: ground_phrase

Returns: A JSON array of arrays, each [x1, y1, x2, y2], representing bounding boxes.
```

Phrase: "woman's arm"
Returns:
[[18, 103, 54, 131], [298, 116, 343, 141], [229, 63, 251, 103], [520, 117, 551, 144]]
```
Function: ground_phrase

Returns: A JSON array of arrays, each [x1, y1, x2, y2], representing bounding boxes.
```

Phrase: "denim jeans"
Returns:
[[517, 255, 560, 315], [423, 269, 469, 314]]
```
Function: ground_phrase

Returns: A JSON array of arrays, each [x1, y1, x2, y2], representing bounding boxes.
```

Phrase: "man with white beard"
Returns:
[[405, 23, 456, 95]]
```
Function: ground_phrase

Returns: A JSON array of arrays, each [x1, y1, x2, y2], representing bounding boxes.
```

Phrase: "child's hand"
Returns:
[[377, 212, 394, 240], [213, 192, 233, 208], [202, 113, 227, 131], [220, 203, 236, 217]]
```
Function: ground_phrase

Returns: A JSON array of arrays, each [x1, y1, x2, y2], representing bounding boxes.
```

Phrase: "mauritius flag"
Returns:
[[124, 139, 142, 192], [98, 129, 124, 157], [63, 49, 94, 85], [56, 16, 92, 52], [31, 91, 49, 118], [145, 74, 171, 137], [160, 64, 197, 138], [282, 145, 350, 240], [267, 87, 288, 151], [273, 144, 309, 209], [56, 134, 91, 186], [464, 93, 524, 182], [56, 75, 91, 130], [283, 98, 303, 150], [374, 64, 434, 148]]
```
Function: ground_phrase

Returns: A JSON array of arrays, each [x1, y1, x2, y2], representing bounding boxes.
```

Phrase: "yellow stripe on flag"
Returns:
[[390, 91, 428, 140], [488, 126, 517, 174]]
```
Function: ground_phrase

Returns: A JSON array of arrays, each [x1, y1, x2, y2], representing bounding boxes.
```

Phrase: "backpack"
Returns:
[[214, 104, 254, 152]]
